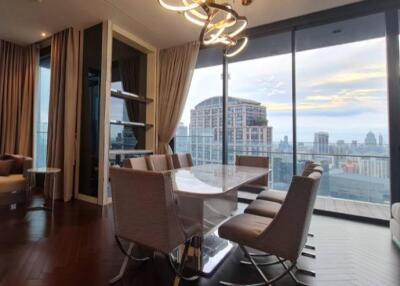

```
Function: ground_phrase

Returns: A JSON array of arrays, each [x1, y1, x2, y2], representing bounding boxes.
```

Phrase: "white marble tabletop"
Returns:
[[171, 164, 269, 197]]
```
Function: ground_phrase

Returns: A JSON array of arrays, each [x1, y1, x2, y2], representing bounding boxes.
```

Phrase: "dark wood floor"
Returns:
[[0, 198, 399, 286]]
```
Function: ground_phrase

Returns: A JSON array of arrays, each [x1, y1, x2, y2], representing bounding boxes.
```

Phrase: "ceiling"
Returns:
[[0, 0, 363, 48]]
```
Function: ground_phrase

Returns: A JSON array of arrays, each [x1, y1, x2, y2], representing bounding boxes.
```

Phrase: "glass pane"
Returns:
[[34, 51, 50, 168], [296, 13, 390, 204], [227, 32, 293, 191], [175, 48, 223, 165]]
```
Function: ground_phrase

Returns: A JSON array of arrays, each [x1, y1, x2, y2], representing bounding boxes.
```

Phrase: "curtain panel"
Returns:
[[0, 40, 38, 156], [46, 28, 79, 202], [157, 41, 199, 154]]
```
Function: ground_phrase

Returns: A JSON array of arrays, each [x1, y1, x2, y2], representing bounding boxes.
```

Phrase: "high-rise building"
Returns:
[[313, 132, 329, 154], [189, 96, 272, 165], [365, 131, 377, 146]]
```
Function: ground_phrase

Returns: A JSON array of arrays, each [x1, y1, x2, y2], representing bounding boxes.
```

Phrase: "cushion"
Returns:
[[0, 174, 26, 193], [0, 159, 14, 176], [245, 200, 282, 218], [257, 190, 287, 204], [392, 203, 400, 220], [2, 154, 25, 174], [218, 213, 272, 247]]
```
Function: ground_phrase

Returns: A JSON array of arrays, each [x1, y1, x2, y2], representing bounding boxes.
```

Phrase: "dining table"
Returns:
[[170, 163, 270, 276]]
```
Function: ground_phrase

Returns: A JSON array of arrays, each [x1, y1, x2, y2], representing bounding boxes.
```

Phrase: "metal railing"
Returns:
[[175, 136, 391, 205]]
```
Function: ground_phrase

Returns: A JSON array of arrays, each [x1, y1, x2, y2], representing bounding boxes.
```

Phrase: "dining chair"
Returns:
[[109, 167, 201, 285], [122, 157, 149, 170], [171, 153, 193, 169], [256, 161, 322, 204], [245, 165, 323, 218], [235, 155, 269, 191], [146, 154, 174, 171], [218, 171, 322, 286]]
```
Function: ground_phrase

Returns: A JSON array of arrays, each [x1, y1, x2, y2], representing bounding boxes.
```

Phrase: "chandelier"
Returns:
[[158, 0, 251, 57]]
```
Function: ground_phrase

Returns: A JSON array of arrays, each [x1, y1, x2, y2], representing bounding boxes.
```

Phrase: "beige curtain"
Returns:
[[0, 40, 37, 156], [46, 28, 79, 202], [18, 45, 38, 156], [157, 41, 199, 154]]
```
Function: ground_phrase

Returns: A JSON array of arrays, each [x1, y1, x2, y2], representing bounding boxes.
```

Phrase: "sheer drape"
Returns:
[[157, 41, 199, 154], [46, 28, 79, 201], [0, 40, 37, 156]]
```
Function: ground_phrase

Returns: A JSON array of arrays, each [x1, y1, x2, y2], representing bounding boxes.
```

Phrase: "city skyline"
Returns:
[[180, 37, 388, 143]]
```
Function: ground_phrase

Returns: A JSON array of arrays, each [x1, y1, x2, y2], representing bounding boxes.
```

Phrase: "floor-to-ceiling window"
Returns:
[[34, 47, 51, 167], [175, 3, 400, 219], [296, 13, 390, 204], [175, 48, 223, 165], [227, 32, 294, 191]]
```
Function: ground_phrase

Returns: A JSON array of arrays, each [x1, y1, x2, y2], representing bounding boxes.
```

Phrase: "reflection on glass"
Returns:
[[227, 32, 293, 191], [34, 52, 51, 168], [175, 62, 223, 165], [296, 13, 390, 204]]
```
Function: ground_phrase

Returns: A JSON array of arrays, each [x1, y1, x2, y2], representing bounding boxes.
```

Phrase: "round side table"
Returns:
[[27, 167, 61, 212]]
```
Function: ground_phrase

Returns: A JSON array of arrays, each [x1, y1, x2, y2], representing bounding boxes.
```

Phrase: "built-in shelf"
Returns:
[[111, 89, 153, 104], [109, 149, 153, 155], [110, 120, 154, 129]]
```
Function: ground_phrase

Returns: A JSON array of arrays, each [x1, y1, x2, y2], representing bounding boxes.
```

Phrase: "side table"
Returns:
[[27, 167, 61, 211]]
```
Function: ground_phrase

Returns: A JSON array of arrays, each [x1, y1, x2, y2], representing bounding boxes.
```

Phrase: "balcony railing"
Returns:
[[175, 136, 390, 205]]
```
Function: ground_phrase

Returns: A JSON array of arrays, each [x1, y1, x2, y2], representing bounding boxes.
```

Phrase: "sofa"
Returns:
[[0, 154, 32, 207], [391, 203, 400, 248]]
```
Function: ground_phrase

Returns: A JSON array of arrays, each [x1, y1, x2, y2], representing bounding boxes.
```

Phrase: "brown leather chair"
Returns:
[[218, 171, 322, 285], [109, 167, 201, 285], [256, 161, 321, 204], [146, 154, 174, 171], [236, 155, 269, 191], [170, 153, 193, 169], [245, 165, 323, 218], [122, 157, 149, 170]]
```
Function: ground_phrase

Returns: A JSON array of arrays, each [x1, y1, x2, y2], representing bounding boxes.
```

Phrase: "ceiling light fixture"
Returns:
[[158, 0, 251, 57], [41, 32, 47, 37]]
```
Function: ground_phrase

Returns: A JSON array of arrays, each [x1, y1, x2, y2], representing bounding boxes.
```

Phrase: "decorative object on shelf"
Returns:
[[158, 0, 251, 57]]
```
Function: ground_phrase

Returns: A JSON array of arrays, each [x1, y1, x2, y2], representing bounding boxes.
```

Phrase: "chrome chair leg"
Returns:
[[240, 258, 284, 267], [219, 246, 297, 286], [169, 239, 200, 284], [109, 236, 150, 284], [278, 258, 309, 286]]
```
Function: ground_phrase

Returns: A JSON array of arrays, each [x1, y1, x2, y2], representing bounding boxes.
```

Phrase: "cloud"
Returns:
[[308, 64, 386, 88], [262, 87, 386, 117]]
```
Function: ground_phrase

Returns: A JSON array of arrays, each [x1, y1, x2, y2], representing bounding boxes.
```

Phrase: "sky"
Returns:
[[179, 37, 389, 144]]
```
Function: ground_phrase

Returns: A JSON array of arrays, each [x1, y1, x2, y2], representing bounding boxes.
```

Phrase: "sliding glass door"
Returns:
[[295, 13, 390, 204], [175, 6, 400, 218], [227, 32, 294, 191]]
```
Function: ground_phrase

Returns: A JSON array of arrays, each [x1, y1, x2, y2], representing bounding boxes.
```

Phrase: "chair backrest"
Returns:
[[301, 161, 321, 176], [236, 155, 269, 187], [122, 157, 149, 170], [171, 153, 193, 169], [259, 169, 322, 262], [146, 154, 174, 171], [110, 167, 186, 253]]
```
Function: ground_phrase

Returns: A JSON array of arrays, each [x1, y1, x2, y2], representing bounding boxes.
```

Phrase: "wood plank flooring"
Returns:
[[0, 198, 399, 286]]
